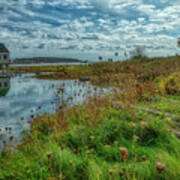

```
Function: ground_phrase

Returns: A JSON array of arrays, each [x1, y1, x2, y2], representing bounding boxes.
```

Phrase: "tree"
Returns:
[[114, 52, 118, 56], [177, 37, 180, 48], [129, 46, 146, 59], [98, 56, 103, 61]]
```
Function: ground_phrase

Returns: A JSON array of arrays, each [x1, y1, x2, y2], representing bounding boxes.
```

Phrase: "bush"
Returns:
[[159, 72, 180, 95]]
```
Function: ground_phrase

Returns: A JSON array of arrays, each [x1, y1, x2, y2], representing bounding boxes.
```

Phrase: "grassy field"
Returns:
[[1, 55, 180, 179]]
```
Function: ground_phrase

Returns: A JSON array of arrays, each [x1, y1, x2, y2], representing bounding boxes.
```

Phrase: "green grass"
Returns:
[[138, 96, 180, 118], [0, 103, 180, 180]]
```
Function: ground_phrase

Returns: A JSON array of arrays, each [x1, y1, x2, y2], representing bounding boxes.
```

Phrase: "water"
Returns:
[[0, 74, 105, 148], [10, 62, 87, 67]]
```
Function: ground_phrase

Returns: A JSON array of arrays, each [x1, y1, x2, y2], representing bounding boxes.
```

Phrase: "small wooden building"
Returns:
[[0, 43, 10, 69]]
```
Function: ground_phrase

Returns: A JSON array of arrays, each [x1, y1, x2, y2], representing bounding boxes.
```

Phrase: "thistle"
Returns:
[[118, 170, 124, 177], [141, 155, 147, 162], [109, 169, 114, 176], [156, 162, 166, 174], [69, 160, 73, 166], [119, 147, 128, 161], [46, 152, 52, 159]]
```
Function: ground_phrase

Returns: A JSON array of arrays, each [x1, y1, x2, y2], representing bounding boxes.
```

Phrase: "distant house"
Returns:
[[0, 43, 10, 70]]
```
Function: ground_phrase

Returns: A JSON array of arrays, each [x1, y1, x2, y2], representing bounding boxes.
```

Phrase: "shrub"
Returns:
[[159, 72, 180, 95]]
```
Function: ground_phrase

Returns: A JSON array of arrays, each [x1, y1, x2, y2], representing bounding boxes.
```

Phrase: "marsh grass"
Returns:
[[1, 55, 180, 179], [0, 95, 180, 180]]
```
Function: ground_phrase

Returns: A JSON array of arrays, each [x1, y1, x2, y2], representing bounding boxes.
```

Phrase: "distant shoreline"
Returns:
[[10, 62, 86, 67], [12, 57, 86, 65]]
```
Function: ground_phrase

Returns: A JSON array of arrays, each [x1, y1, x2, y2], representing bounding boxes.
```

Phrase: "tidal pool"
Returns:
[[0, 74, 105, 148]]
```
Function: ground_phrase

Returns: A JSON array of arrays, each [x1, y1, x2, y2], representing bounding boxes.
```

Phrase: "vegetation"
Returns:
[[1, 55, 180, 179]]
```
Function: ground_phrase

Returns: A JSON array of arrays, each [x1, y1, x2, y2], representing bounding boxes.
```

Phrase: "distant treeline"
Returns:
[[13, 57, 84, 64]]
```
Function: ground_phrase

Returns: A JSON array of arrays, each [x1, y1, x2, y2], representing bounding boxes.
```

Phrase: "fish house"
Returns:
[[0, 43, 10, 69]]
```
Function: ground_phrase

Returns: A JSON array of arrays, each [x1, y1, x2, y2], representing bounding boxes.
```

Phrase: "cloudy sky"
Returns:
[[0, 0, 180, 61]]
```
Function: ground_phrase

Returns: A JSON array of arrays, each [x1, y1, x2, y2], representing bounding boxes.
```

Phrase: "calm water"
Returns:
[[10, 62, 87, 67], [0, 74, 105, 148]]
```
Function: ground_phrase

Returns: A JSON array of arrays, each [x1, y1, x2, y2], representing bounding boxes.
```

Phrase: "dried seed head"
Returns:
[[132, 123, 137, 129], [60, 145, 64, 151], [118, 170, 124, 177], [119, 147, 127, 155], [30, 115, 34, 119], [9, 136, 13, 141], [72, 148, 77, 154], [156, 162, 166, 174], [109, 169, 114, 176], [87, 150, 92, 155], [119, 147, 128, 161], [141, 155, 147, 162], [140, 121, 147, 127], [133, 135, 139, 142], [89, 136, 95, 140], [46, 152, 52, 159], [105, 145, 111, 149], [69, 160, 73, 166], [113, 140, 118, 145]]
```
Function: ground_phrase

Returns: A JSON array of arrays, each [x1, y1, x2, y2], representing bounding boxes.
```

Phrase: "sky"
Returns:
[[0, 0, 180, 61]]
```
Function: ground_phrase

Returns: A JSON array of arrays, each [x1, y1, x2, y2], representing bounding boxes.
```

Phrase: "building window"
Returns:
[[4, 55, 7, 60], [4, 82, 7, 87]]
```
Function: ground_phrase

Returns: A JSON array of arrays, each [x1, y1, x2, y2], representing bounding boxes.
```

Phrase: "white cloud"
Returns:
[[0, 0, 180, 60]]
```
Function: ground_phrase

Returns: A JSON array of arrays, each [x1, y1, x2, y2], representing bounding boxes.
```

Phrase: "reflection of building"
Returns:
[[0, 43, 10, 76], [0, 77, 10, 97]]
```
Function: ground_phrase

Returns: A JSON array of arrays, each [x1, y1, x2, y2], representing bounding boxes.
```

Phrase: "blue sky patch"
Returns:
[[0, 0, 180, 60]]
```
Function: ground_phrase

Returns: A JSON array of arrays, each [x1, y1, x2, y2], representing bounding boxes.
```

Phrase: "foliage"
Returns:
[[158, 72, 180, 95]]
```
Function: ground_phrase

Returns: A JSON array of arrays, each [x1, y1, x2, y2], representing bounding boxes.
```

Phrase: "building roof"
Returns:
[[0, 43, 9, 53]]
